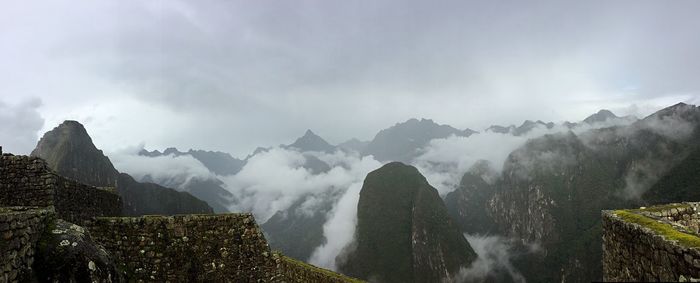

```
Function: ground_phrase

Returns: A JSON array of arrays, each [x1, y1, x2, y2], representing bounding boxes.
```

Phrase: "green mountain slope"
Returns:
[[338, 162, 476, 283]]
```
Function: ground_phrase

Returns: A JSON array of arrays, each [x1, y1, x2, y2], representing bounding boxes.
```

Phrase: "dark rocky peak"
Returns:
[[31, 120, 119, 187], [583, 109, 619, 124], [287, 129, 336, 153], [338, 162, 476, 282]]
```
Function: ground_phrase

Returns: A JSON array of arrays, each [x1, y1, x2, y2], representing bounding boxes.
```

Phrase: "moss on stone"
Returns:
[[634, 203, 691, 213], [614, 210, 700, 248], [278, 253, 364, 283]]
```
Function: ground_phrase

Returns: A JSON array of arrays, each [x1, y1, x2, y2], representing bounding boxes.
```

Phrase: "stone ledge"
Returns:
[[603, 203, 700, 281]]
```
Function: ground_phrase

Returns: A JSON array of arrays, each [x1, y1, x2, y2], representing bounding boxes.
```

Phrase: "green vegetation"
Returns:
[[277, 253, 364, 283], [633, 203, 691, 213], [614, 210, 700, 248], [340, 162, 476, 283]]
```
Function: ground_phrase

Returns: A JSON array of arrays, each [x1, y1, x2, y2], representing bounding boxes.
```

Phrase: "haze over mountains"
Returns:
[[8, 102, 700, 282]]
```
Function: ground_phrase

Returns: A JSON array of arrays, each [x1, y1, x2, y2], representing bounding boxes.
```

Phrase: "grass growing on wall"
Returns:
[[614, 210, 700, 248], [276, 253, 365, 283], [633, 203, 692, 213]]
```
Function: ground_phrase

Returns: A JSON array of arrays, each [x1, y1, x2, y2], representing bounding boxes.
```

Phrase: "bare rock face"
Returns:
[[31, 120, 119, 187], [337, 162, 476, 283], [34, 219, 122, 282]]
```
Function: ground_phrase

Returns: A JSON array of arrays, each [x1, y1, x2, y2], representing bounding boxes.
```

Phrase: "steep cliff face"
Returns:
[[444, 160, 498, 234], [480, 104, 700, 282], [338, 162, 476, 283], [261, 191, 339, 261], [31, 120, 119, 187], [32, 120, 213, 216]]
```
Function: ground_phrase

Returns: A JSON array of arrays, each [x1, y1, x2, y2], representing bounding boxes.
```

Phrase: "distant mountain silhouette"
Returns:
[[363, 118, 476, 162]]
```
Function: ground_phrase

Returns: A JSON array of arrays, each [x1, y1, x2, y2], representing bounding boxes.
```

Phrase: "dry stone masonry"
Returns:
[[0, 147, 360, 282], [85, 213, 282, 282], [603, 202, 700, 281], [0, 150, 121, 224], [0, 207, 54, 282]]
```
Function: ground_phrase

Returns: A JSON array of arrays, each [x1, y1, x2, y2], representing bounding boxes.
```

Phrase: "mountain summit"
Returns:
[[338, 162, 476, 283], [31, 120, 213, 216], [287, 129, 336, 153], [31, 120, 119, 187]]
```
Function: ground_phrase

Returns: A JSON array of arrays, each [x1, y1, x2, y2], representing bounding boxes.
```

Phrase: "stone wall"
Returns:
[[274, 253, 361, 283], [0, 153, 54, 207], [0, 153, 121, 224], [86, 213, 284, 282], [0, 206, 55, 282], [603, 203, 700, 281]]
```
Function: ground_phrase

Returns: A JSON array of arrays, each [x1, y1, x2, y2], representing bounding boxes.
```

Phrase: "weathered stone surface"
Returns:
[[0, 147, 360, 283], [86, 213, 346, 282], [33, 219, 122, 282], [0, 207, 54, 282], [603, 204, 700, 281]]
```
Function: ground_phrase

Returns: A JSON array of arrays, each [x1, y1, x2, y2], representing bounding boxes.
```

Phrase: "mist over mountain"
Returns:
[[337, 138, 369, 153], [363, 118, 476, 163], [445, 103, 700, 282], [139, 147, 245, 176], [17, 103, 699, 282], [31, 121, 213, 215]]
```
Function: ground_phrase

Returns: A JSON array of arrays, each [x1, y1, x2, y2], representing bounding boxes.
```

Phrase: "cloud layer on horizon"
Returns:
[[1, 0, 699, 156]]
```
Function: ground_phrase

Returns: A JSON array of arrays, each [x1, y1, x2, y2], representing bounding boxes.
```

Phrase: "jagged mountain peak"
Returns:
[[287, 129, 335, 153], [31, 120, 119, 187]]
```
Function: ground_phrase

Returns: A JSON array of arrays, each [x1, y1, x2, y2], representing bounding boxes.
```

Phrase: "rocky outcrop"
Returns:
[[338, 162, 476, 283], [34, 219, 121, 282], [31, 120, 119, 187]]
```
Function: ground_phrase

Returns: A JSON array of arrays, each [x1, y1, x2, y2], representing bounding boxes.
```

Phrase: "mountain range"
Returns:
[[22, 103, 700, 282]]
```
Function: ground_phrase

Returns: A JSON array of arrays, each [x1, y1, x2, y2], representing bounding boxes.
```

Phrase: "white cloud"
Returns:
[[0, 97, 45, 155], [220, 147, 381, 223], [308, 182, 363, 270]]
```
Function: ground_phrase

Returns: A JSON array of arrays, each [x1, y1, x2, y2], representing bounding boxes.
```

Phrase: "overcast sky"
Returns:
[[2, 0, 700, 156]]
